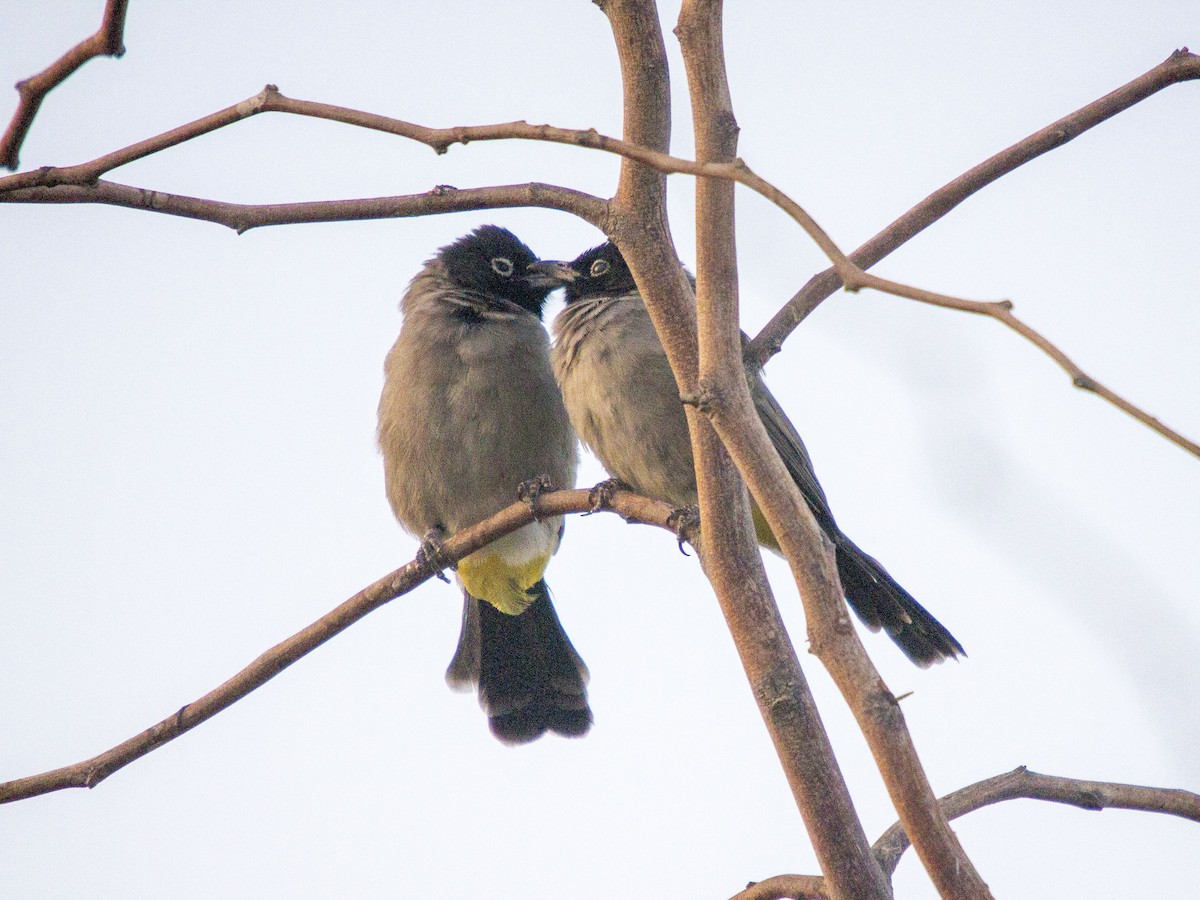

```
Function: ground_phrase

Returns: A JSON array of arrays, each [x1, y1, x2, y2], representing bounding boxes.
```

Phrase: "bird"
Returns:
[[531, 240, 964, 667], [377, 225, 591, 743]]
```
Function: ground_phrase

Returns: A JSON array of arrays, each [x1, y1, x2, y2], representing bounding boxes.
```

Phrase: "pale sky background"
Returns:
[[2, 3, 1198, 898]]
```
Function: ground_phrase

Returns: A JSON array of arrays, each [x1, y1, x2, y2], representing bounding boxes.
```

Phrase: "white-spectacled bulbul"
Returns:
[[379, 226, 590, 743], [531, 241, 963, 666]]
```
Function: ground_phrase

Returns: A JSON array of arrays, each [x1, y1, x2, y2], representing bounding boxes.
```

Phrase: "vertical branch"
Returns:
[[676, 3, 890, 899], [595, 0, 694, 388], [601, 0, 671, 216], [677, 6, 992, 899], [599, 0, 695, 377]]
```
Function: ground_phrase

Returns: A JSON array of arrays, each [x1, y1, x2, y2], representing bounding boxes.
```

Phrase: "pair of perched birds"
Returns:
[[377, 225, 963, 745]]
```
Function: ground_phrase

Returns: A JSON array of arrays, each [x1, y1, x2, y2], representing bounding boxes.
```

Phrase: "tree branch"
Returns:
[[0, 0, 130, 170], [829, 271, 1200, 458], [677, 2, 891, 899], [0, 485, 683, 805], [726, 765, 1200, 899], [0, 179, 609, 233], [0, 86, 862, 272], [749, 48, 1200, 366], [746, 49, 1200, 460], [872, 766, 1200, 876], [6, 78, 1190, 457], [698, 289, 999, 896], [676, 12, 990, 900]]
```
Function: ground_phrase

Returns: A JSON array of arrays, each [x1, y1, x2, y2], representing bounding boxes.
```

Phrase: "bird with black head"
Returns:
[[379, 225, 591, 744], [532, 241, 964, 667]]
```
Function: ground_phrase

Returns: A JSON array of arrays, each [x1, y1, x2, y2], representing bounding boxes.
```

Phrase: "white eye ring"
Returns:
[[589, 259, 611, 277], [490, 256, 514, 277]]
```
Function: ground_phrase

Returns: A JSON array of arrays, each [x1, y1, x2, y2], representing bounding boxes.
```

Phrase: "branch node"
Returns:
[[1073, 373, 1098, 392], [680, 383, 722, 415], [839, 270, 866, 293]]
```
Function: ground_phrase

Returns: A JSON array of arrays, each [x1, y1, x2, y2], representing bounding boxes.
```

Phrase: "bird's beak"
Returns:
[[526, 260, 579, 288]]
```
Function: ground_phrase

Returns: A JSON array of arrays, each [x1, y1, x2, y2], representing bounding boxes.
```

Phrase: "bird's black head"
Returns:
[[527, 241, 637, 305], [436, 225, 551, 317]]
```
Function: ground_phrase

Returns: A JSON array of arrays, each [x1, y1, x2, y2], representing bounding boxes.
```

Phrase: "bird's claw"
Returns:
[[666, 504, 700, 556], [586, 477, 628, 514], [517, 474, 555, 517], [417, 529, 453, 582]]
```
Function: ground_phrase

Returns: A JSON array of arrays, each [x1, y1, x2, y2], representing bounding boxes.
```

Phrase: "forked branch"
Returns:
[[4, 69, 1195, 457], [729, 765, 1200, 900], [747, 48, 1200, 458], [0, 0, 130, 170], [749, 47, 1200, 363], [677, 1, 894, 897], [872, 765, 1200, 876]]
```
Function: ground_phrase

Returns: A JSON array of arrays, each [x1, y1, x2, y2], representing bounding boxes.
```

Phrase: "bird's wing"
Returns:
[[751, 374, 841, 537]]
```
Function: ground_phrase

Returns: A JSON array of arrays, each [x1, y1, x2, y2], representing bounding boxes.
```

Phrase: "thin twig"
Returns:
[[749, 48, 1200, 365], [840, 267, 1200, 456], [0, 485, 683, 805], [993, 307, 1200, 456], [745, 49, 1200, 460], [872, 765, 1200, 876], [0, 0, 130, 170]]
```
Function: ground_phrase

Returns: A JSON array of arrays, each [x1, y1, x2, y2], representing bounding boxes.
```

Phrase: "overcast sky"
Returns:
[[2, 3, 1198, 898]]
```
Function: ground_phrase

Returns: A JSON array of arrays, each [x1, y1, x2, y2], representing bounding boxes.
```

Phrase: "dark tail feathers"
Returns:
[[834, 536, 964, 667], [446, 581, 592, 744]]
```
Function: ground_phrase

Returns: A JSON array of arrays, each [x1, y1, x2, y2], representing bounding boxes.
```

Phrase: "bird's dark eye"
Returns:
[[589, 259, 611, 277], [490, 257, 514, 277]]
